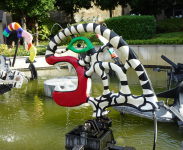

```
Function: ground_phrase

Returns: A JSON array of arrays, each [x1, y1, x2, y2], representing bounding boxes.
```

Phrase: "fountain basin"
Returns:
[[44, 76, 91, 97]]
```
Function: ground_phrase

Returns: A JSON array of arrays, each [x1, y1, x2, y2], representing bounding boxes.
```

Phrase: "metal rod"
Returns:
[[12, 38, 20, 67], [161, 55, 178, 69], [153, 111, 157, 150], [166, 66, 173, 105]]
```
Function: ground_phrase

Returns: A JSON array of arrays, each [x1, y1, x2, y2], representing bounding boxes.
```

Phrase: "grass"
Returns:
[[126, 32, 183, 45], [0, 44, 47, 57], [153, 32, 183, 39]]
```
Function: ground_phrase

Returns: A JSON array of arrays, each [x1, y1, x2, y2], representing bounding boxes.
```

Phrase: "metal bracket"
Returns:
[[157, 101, 183, 123]]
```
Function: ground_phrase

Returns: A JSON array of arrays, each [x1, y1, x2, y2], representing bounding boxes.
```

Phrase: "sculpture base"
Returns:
[[65, 117, 135, 150]]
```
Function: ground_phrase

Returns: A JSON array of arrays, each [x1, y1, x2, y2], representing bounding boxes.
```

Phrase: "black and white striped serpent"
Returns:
[[45, 23, 158, 117]]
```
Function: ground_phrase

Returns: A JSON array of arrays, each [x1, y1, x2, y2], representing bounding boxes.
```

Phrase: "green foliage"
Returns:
[[55, 0, 92, 14], [0, 44, 47, 57], [27, 0, 55, 20], [94, 0, 128, 17], [58, 36, 72, 46], [37, 18, 59, 40], [176, 0, 183, 4], [95, 0, 119, 11], [104, 15, 156, 40], [126, 37, 183, 45], [11, 13, 21, 23], [156, 18, 183, 33], [55, 0, 92, 21], [0, 45, 25, 57], [0, 0, 56, 49], [35, 46, 47, 55], [0, 0, 28, 14], [0, 0, 55, 19], [154, 32, 183, 38], [0, 44, 8, 53], [128, 0, 175, 16], [79, 33, 100, 43]]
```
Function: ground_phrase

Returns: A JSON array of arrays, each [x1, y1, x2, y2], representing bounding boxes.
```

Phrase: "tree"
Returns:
[[176, 0, 183, 5], [26, 0, 55, 46], [94, 0, 128, 18], [0, 0, 30, 49], [94, 0, 118, 18], [128, 0, 176, 16], [0, 0, 55, 48], [55, 0, 93, 23]]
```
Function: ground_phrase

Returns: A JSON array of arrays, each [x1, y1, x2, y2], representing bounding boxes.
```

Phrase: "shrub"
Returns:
[[37, 18, 59, 40], [0, 44, 8, 53], [156, 18, 183, 33], [104, 15, 156, 40], [126, 37, 183, 45], [0, 44, 15, 57]]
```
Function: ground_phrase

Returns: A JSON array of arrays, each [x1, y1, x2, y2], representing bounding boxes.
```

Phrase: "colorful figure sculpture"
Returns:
[[45, 23, 159, 117], [3, 22, 37, 63]]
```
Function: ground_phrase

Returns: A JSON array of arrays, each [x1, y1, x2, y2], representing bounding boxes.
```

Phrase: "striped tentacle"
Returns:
[[78, 55, 91, 67], [88, 61, 156, 117]]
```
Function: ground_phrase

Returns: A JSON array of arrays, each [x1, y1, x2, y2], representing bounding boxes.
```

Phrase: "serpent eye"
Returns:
[[19, 30, 22, 35]]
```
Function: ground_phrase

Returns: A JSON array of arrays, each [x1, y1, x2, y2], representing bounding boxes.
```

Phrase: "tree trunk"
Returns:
[[35, 19, 39, 46], [70, 12, 75, 23], [109, 10, 113, 18], [122, 6, 125, 15], [21, 16, 28, 50]]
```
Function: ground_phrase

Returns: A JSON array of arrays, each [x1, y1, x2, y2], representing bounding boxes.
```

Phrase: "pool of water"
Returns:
[[0, 68, 182, 150]]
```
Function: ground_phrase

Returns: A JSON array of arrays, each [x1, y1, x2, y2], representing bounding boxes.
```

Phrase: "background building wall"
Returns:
[[49, 4, 123, 25], [74, 4, 122, 24], [0, 22, 3, 44], [0, 11, 7, 44]]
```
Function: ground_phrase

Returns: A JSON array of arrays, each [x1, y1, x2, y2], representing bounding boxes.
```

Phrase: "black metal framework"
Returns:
[[65, 117, 136, 150]]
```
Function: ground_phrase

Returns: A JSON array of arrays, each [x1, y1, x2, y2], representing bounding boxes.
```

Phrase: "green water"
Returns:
[[0, 68, 182, 150]]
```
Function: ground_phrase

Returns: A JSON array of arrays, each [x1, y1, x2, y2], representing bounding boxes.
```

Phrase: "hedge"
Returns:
[[126, 37, 183, 45], [104, 15, 156, 40], [156, 18, 183, 33]]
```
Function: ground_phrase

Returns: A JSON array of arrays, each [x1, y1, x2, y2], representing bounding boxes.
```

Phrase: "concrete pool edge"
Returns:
[[8, 45, 183, 70]]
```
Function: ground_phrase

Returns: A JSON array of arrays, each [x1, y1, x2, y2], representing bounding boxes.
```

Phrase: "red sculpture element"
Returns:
[[46, 55, 88, 107]]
